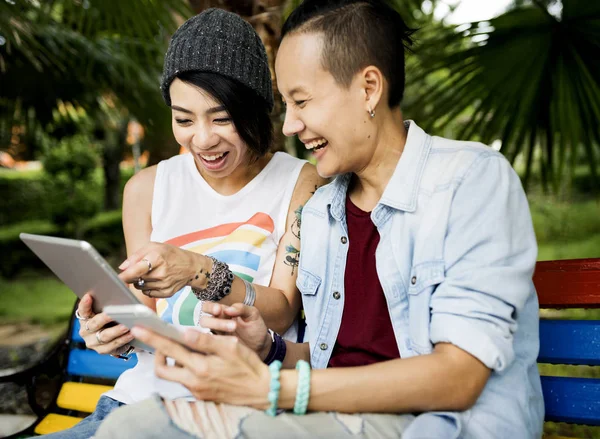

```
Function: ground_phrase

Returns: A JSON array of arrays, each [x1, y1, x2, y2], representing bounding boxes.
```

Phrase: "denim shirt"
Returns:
[[296, 122, 544, 439]]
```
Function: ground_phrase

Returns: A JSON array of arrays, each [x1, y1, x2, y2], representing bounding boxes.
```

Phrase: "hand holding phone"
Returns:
[[103, 304, 190, 353]]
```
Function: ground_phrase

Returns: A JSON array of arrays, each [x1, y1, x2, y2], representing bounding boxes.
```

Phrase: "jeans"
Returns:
[[34, 396, 123, 439]]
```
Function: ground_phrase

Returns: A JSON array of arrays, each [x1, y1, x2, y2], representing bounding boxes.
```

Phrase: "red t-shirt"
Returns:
[[328, 195, 401, 368]]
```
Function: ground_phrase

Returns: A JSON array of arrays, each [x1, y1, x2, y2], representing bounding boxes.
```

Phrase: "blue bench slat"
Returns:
[[541, 376, 600, 425], [538, 320, 600, 365], [72, 320, 84, 344], [67, 349, 137, 380]]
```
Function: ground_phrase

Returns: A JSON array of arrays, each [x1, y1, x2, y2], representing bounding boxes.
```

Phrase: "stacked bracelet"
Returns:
[[242, 279, 256, 307], [263, 329, 287, 365], [293, 360, 311, 415], [266, 360, 283, 417], [191, 256, 234, 302]]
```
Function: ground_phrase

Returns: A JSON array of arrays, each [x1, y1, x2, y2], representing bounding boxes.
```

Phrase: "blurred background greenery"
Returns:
[[0, 0, 598, 436]]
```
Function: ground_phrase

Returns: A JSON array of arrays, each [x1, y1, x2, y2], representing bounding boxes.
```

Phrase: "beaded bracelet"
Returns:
[[293, 360, 311, 415], [266, 360, 283, 417], [191, 256, 234, 302]]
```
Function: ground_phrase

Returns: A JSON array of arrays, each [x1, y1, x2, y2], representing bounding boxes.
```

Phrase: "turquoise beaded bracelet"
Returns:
[[293, 360, 311, 415], [266, 360, 283, 417]]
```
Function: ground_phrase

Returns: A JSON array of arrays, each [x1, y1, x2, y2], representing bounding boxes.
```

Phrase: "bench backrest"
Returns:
[[534, 258, 600, 426]]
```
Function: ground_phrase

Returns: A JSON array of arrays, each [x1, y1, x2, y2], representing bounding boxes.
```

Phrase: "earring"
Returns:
[[368, 107, 375, 118]]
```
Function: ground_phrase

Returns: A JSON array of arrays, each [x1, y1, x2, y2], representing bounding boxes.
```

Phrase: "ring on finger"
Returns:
[[134, 278, 145, 289], [84, 320, 93, 333], [95, 329, 106, 345], [142, 258, 152, 273], [143, 289, 153, 298], [75, 309, 90, 321]]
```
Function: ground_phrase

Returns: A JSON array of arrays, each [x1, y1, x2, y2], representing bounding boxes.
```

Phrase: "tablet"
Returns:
[[20, 233, 142, 314]]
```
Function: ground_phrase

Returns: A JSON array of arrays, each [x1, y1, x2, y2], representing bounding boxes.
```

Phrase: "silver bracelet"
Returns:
[[191, 256, 234, 302], [242, 279, 256, 307]]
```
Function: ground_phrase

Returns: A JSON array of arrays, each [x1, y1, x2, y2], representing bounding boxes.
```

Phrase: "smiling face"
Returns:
[[169, 78, 254, 181], [276, 32, 377, 178]]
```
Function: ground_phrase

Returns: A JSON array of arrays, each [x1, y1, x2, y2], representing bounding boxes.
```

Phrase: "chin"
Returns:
[[316, 162, 341, 179]]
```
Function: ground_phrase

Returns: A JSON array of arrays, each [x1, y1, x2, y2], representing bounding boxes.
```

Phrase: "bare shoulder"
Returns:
[[292, 162, 329, 202], [123, 165, 158, 205]]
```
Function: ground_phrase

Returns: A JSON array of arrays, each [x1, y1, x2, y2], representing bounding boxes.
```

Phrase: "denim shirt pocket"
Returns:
[[297, 268, 322, 296], [407, 260, 445, 354]]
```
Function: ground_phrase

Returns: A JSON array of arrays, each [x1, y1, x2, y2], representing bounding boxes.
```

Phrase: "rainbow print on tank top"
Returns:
[[156, 212, 274, 326]]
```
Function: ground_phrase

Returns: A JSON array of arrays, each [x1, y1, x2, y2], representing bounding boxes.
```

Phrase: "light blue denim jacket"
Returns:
[[296, 121, 544, 439]]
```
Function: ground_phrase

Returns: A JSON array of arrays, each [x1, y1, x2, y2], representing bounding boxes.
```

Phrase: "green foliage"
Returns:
[[0, 170, 53, 226], [405, 2, 600, 193], [0, 274, 75, 326], [0, 210, 124, 279], [42, 135, 102, 230], [0, 166, 134, 227]]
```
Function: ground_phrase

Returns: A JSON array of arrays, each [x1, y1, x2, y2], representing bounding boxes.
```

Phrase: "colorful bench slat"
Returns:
[[57, 382, 115, 413], [67, 348, 137, 379], [534, 258, 600, 431], [538, 320, 600, 366], [541, 376, 600, 426], [33, 413, 82, 435]]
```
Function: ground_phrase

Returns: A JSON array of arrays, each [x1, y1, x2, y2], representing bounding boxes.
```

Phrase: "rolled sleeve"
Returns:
[[429, 153, 537, 372]]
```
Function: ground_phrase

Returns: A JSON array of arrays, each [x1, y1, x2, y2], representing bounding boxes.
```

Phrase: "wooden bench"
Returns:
[[0, 304, 137, 437], [1, 259, 598, 437], [534, 258, 600, 436]]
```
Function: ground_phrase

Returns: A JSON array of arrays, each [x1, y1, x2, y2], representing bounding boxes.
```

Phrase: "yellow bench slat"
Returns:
[[34, 413, 83, 435], [56, 382, 114, 413]]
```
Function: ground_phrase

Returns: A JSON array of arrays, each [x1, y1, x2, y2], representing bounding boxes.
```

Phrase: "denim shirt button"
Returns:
[[333, 291, 341, 300], [411, 276, 417, 285], [341, 236, 348, 244], [319, 343, 328, 350]]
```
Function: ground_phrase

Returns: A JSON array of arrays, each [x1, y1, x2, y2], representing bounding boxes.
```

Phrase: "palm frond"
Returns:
[[405, 3, 600, 192]]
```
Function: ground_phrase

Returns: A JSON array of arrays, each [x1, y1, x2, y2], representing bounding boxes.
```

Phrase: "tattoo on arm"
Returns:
[[292, 204, 303, 240], [284, 244, 300, 276]]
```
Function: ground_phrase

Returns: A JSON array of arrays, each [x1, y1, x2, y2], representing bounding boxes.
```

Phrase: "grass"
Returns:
[[0, 271, 75, 326]]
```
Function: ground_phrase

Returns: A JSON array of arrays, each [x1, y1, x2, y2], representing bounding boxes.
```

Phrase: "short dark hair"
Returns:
[[282, 0, 414, 108], [175, 71, 273, 159]]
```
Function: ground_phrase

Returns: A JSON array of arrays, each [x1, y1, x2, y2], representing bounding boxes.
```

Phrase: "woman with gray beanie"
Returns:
[[39, 8, 325, 439]]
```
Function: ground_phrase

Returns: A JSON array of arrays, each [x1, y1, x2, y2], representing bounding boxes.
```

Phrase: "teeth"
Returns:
[[306, 138, 327, 149], [200, 152, 225, 161]]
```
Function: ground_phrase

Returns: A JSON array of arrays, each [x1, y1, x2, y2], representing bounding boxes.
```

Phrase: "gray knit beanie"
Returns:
[[161, 8, 274, 111]]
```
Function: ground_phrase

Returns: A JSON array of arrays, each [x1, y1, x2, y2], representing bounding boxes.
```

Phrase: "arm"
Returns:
[[217, 163, 328, 333], [280, 154, 536, 412], [119, 163, 328, 334], [121, 166, 158, 310], [140, 154, 533, 414], [76, 165, 158, 353]]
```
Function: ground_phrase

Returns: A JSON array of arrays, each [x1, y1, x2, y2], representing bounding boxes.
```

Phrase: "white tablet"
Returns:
[[20, 233, 143, 314]]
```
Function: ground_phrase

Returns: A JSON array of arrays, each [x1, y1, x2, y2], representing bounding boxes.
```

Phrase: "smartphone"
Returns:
[[103, 304, 189, 353]]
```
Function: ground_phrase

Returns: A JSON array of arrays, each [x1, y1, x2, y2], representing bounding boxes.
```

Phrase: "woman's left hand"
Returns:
[[118, 242, 205, 299], [131, 326, 270, 409]]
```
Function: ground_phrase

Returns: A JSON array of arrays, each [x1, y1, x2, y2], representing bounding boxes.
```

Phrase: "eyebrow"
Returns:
[[171, 105, 227, 115], [288, 86, 308, 96]]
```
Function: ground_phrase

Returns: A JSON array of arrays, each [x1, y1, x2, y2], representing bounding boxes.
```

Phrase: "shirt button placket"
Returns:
[[319, 343, 328, 351]]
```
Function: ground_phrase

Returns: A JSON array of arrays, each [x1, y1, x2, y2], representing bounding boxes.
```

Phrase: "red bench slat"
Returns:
[[534, 258, 600, 308]]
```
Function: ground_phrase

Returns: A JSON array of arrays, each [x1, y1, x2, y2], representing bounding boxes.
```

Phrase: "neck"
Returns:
[[349, 108, 407, 212], [196, 153, 272, 196]]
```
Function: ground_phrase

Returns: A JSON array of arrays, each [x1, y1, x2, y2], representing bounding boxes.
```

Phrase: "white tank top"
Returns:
[[105, 152, 306, 403]]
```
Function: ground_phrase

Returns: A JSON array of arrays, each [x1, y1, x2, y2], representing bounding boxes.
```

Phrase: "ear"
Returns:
[[361, 65, 384, 112]]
